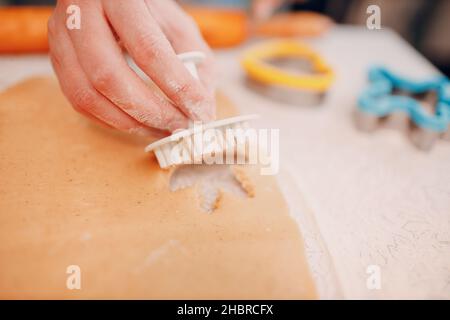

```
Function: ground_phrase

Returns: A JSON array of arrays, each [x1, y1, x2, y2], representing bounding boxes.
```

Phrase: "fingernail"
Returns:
[[206, 100, 217, 121], [127, 126, 157, 137], [167, 116, 190, 132], [189, 99, 216, 123]]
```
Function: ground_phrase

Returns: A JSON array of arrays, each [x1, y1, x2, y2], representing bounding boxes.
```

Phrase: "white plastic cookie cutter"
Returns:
[[145, 51, 259, 169], [145, 114, 259, 168]]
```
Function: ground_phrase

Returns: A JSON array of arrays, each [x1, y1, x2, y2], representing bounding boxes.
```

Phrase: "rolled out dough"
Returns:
[[0, 77, 316, 299]]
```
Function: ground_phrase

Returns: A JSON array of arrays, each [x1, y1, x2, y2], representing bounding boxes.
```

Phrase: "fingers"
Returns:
[[58, 0, 188, 132], [103, 0, 215, 122], [48, 10, 165, 136], [145, 0, 217, 103]]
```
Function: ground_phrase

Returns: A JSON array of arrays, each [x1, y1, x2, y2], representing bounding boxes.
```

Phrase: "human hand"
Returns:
[[48, 0, 216, 136]]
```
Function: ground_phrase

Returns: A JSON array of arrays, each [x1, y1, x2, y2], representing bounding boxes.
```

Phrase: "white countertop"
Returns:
[[1, 25, 449, 299]]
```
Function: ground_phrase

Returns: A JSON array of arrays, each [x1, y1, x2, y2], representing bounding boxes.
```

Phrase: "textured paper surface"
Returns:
[[0, 77, 315, 299]]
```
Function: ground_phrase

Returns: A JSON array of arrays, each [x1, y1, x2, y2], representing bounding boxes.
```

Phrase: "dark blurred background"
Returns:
[[2, 0, 449, 76]]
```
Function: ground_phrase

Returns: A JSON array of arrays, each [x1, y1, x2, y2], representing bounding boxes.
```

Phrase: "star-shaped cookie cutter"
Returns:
[[356, 66, 450, 151]]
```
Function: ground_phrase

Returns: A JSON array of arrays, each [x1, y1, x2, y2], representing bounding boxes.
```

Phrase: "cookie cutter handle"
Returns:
[[178, 51, 206, 80]]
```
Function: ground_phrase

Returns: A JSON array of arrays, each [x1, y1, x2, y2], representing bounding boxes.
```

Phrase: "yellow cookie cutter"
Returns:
[[241, 40, 334, 93]]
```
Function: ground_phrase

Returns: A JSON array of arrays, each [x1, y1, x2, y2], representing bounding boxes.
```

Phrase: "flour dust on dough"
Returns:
[[169, 164, 253, 213]]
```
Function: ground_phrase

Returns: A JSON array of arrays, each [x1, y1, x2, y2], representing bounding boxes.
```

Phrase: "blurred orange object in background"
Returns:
[[255, 12, 333, 38], [0, 6, 331, 54], [184, 7, 332, 49], [184, 6, 249, 49], [0, 6, 53, 54], [0, 5, 248, 53]]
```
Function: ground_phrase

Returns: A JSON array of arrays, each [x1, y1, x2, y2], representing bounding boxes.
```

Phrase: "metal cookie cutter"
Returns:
[[241, 40, 335, 105], [145, 51, 259, 169], [356, 66, 450, 151]]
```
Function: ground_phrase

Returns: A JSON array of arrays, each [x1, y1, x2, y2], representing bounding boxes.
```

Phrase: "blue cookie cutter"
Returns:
[[358, 66, 450, 133]]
